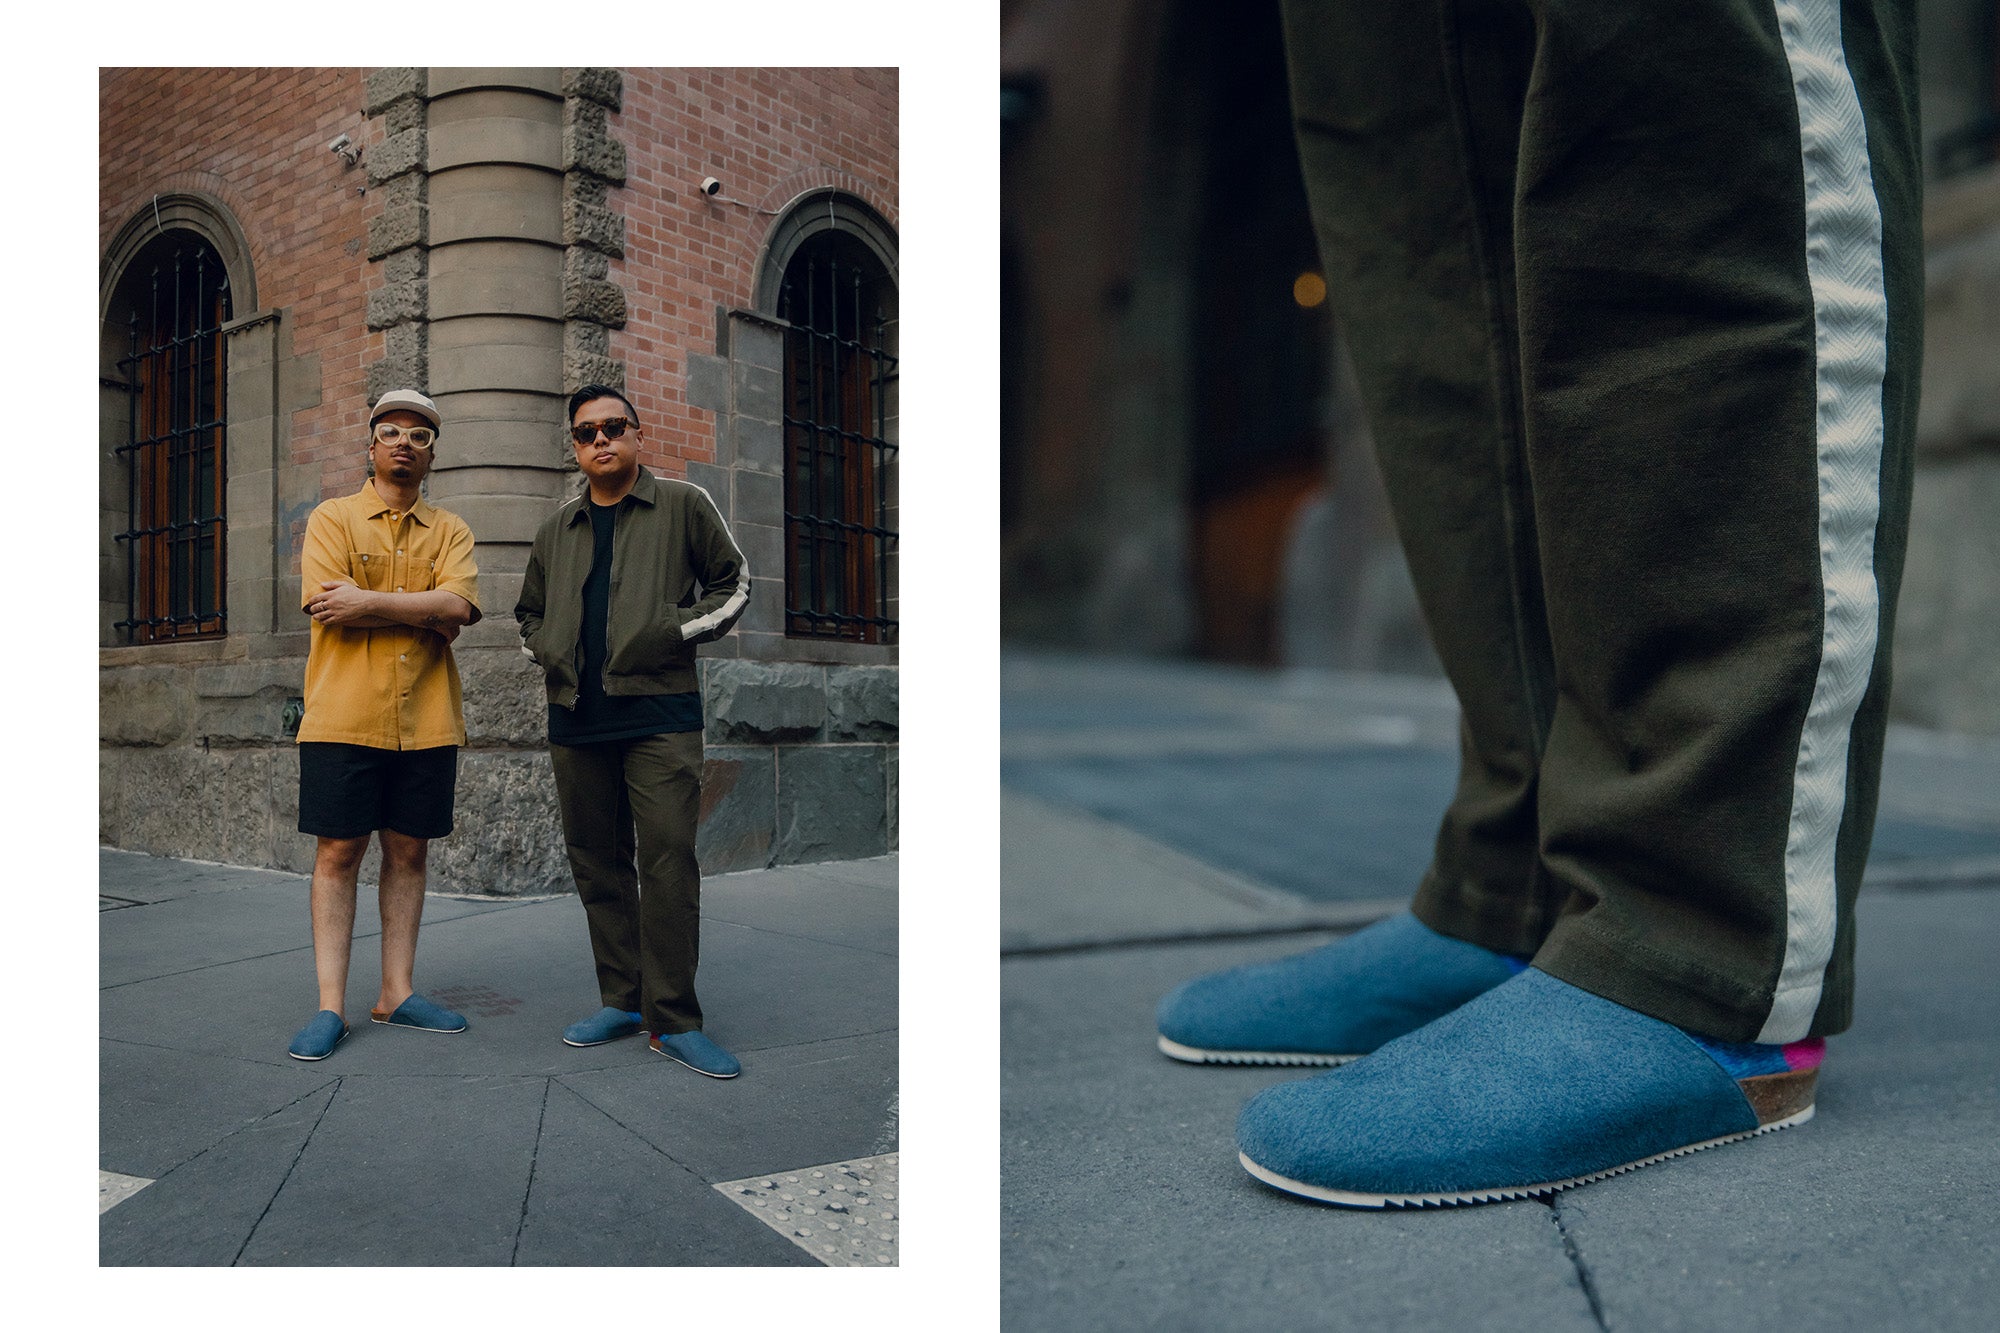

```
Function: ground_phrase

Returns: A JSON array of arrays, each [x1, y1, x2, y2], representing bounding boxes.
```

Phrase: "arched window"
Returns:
[[108, 232, 232, 641], [775, 222, 898, 644]]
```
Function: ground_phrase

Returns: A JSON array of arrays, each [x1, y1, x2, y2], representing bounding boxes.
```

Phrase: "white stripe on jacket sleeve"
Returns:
[[678, 483, 750, 641]]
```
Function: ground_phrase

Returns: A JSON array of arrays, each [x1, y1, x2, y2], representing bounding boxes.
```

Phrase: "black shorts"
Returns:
[[298, 742, 458, 840]]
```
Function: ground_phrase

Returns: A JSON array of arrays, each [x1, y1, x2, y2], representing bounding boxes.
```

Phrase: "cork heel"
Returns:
[[1738, 1068, 1817, 1126]]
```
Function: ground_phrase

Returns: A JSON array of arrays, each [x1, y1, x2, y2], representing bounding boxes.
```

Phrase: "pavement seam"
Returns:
[[739, 1027, 898, 1059], [550, 1076, 714, 1184], [230, 1077, 343, 1267], [1545, 1198, 1611, 1331], [703, 916, 899, 959], [99, 946, 321, 991], [714, 857, 896, 887], [1000, 918, 1392, 959], [99, 899, 544, 992], [510, 1079, 553, 1267], [107, 1075, 339, 1184], [98, 1034, 329, 1070]]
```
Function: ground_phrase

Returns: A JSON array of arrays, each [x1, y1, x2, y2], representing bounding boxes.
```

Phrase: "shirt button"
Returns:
[[400, 654, 407, 661], [396, 586, 404, 591], [397, 548, 404, 555]]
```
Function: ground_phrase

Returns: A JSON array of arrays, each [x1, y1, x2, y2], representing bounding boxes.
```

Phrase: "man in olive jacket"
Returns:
[[515, 384, 749, 1077]]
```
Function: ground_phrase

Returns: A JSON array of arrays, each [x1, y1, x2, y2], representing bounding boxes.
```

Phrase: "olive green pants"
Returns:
[[549, 730, 706, 1036], [1282, 0, 1922, 1040]]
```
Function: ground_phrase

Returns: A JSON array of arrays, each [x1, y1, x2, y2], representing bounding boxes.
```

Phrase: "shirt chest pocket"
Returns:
[[347, 552, 437, 593], [399, 556, 439, 593], [347, 551, 392, 592]]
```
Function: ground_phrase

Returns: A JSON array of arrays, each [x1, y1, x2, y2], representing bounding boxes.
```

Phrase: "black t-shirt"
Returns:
[[548, 498, 704, 746]]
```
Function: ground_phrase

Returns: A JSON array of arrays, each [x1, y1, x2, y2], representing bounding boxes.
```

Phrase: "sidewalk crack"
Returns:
[[551, 1078, 707, 1182], [131, 1076, 338, 1182], [704, 916, 898, 960], [510, 1079, 552, 1266], [232, 1076, 341, 1267], [1544, 1198, 1610, 1331]]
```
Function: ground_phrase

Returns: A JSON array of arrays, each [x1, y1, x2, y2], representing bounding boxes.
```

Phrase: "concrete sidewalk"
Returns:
[[1002, 652, 2000, 1330], [99, 849, 897, 1267]]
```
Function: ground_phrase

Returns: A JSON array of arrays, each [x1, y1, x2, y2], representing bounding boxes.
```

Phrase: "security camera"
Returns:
[[329, 134, 352, 154], [328, 133, 361, 167], [699, 176, 722, 196]]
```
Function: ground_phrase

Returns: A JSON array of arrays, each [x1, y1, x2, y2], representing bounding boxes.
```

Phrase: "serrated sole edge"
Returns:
[[1157, 1035, 1359, 1067], [650, 1045, 742, 1078], [561, 1029, 644, 1047], [287, 1025, 350, 1061], [1239, 1104, 1815, 1208], [370, 1017, 467, 1033]]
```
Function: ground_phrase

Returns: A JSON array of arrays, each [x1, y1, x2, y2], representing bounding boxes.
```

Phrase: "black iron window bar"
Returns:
[[780, 253, 898, 644], [113, 244, 230, 641]]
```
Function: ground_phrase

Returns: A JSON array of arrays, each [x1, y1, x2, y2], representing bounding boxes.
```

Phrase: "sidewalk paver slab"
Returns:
[[1003, 747, 1454, 905], [97, 849, 296, 903], [513, 1080, 812, 1267], [100, 1039, 331, 1180], [704, 861, 897, 956], [1553, 888, 2000, 1333], [100, 890, 311, 990], [100, 1082, 338, 1266], [1003, 943, 1595, 1330], [235, 1074, 544, 1266], [562, 1029, 898, 1184], [98, 848, 899, 1268], [698, 917, 899, 1049], [100, 875, 509, 991], [1002, 791, 1391, 953]]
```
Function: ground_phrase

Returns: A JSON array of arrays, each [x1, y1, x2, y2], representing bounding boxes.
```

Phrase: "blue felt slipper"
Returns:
[[1235, 969, 1819, 1208], [288, 1010, 350, 1061], [563, 1006, 646, 1047], [649, 1029, 741, 1078], [370, 993, 468, 1034], [1157, 912, 1521, 1066]]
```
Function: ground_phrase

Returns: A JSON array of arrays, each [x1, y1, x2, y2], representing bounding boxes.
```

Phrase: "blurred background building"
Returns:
[[99, 68, 899, 893], [1001, 1, 2000, 733]]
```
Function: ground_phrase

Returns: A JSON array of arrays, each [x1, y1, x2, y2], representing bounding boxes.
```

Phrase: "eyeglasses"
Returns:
[[373, 422, 436, 450], [571, 417, 635, 445]]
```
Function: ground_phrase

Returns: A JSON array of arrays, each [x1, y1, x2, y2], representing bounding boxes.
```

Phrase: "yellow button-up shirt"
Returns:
[[297, 481, 481, 750]]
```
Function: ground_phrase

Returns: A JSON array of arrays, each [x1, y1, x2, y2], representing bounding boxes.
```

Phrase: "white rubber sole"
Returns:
[[1240, 1104, 1815, 1208], [651, 1045, 741, 1079], [371, 1017, 467, 1034], [1157, 1035, 1359, 1068], [561, 1029, 643, 1048], [287, 1027, 349, 1061]]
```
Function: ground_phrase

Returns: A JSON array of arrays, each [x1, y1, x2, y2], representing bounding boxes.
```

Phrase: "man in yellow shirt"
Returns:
[[288, 388, 482, 1061]]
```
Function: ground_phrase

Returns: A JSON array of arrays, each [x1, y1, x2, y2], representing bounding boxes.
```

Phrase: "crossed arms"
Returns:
[[308, 580, 480, 642], [300, 504, 483, 642]]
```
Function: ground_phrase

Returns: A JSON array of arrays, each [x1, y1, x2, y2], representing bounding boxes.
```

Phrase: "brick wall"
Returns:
[[100, 68, 383, 533], [608, 68, 899, 478], [100, 67, 902, 888]]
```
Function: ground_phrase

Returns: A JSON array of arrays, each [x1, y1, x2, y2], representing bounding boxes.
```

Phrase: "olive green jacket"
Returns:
[[513, 469, 748, 706]]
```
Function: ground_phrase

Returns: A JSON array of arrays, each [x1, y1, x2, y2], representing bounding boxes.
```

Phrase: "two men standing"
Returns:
[[289, 385, 748, 1079]]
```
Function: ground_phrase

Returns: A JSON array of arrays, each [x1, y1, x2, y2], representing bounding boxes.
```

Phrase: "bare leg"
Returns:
[[376, 829, 429, 1014], [310, 835, 370, 1017]]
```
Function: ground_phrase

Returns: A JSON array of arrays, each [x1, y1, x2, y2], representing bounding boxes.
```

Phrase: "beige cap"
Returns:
[[369, 388, 442, 436]]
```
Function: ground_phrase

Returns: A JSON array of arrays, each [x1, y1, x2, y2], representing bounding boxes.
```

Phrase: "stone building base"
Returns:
[[99, 648, 898, 896]]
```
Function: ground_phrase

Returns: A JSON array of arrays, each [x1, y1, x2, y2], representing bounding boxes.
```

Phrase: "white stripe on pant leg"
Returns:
[[1763, 0, 1890, 1044]]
